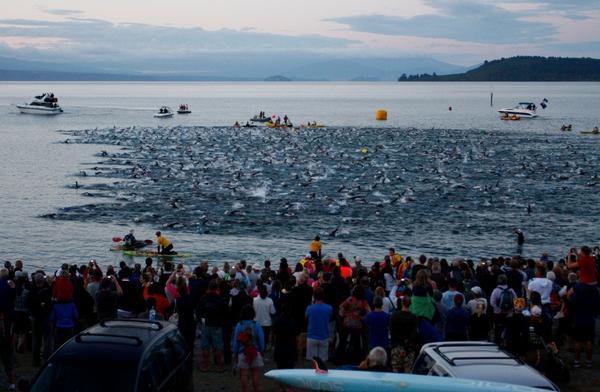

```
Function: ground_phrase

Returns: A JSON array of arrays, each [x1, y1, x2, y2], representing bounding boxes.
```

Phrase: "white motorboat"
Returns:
[[154, 106, 174, 118], [16, 92, 63, 115], [177, 104, 191, 114], [498, 102, 538, 118]]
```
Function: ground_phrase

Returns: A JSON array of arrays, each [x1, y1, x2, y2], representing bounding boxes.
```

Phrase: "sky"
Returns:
[[0, 0, 599, 67]]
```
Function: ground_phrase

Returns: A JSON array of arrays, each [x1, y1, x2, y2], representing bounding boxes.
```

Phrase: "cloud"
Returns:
[[543, 40, 600, 55], [0, 16, 357, 57], [0, 15, 360, 76], [43, 9, 84, 16], [326, 0, 558, 44]]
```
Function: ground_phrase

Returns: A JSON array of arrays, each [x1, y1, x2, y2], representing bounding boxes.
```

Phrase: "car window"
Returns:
[[140, 332, 187, 391], [140, 336, 171, 391], [430, 365, 450, 377], [169, 331, 189, 363], [413, 353, 436, 375]]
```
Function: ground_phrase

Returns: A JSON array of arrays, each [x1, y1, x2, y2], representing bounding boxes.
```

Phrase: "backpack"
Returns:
[[497, 288, 515, 312], [236, 321, 258, 362]]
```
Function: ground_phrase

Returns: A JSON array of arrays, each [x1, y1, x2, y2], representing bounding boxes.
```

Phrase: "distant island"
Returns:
[[264, 75, 291, 81], [398, 56, 600, 82]]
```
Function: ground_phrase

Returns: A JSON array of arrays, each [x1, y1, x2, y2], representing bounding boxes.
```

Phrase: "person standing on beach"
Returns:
[[305, 287, 333, 362], [567, 280, 600, 368], [567, 246, 598, 285], [0, 268, 17, 390], [197, 280, 227, 372], [388, 248, 403, 267], [28, 273, 53, 367], [310, 236, 322, 262], [232, 304, 265, 392]]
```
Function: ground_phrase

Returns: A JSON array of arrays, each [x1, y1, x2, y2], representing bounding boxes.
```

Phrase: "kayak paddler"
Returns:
[[156, 231, 174, 254], [123, 229, 138, 248]]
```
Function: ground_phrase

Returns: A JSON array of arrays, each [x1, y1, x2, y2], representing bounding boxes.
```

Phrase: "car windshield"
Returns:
[[31, 361, 136, 392]]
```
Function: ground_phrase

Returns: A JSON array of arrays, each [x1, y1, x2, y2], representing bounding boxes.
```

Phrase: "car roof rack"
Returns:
[[433, 345, 523, 366], [75, 332, 143, 346], [99, 319, 163, 330], [434, 342, 497, 347]]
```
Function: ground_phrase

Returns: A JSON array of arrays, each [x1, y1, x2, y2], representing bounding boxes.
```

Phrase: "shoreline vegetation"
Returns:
[[398, 56, 600, 82]]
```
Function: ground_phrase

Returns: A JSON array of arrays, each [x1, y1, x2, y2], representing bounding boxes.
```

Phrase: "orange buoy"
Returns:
[[375, 109, 387, 121]]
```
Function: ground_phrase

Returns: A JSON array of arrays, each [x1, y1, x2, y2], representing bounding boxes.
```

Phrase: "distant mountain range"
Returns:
[[398, 56, 600, 81], [0, 54, 468, 81]]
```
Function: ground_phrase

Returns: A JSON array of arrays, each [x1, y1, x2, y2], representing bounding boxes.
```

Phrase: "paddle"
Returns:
[[112, 237, 153, 244]]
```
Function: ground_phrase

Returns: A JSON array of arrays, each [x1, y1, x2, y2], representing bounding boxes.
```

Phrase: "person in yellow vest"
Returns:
[[388, 248, 403, 267], [155, 231, 174, 254], [397, 256, 412, 280], [310, 236, 322, 262]]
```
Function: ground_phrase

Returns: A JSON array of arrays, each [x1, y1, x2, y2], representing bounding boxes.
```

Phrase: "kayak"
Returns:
[[110, 245, 137, 251], [122, 250, 193, 258], [265, 369, 542, 392], [300, 124, 325, 129], [110, 242, 150, 251], [266, 122, 293, 129], [580, 131, 600, 135]]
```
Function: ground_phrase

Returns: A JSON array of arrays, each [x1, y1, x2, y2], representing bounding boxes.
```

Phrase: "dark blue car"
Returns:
[[26, 319, 193, 392]]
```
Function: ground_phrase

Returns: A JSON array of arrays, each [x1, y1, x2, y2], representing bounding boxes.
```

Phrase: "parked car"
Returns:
[[23, 319, 193, 392], [412, 342, 559, 391]]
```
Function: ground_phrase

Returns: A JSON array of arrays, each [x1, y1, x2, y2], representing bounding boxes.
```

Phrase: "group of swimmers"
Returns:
[[560, 124, 573, 131], [560, 124, 599, 133]]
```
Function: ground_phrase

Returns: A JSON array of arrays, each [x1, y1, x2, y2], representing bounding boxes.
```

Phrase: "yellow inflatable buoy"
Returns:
[[375, 109, 387, 121], [361, 147, 369, 154]]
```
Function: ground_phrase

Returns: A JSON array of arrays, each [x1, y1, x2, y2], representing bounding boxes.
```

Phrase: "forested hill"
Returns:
[[398, 56, 600, 81]]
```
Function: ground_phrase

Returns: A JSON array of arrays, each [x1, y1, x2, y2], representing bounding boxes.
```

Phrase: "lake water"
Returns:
[[1, 81, 599, 271]]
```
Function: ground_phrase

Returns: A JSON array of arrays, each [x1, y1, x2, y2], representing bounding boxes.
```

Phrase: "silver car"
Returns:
[[412, 342, 559, 391]]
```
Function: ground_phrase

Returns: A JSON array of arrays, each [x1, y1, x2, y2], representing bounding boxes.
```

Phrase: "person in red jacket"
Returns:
[[568, 246, 598, 285], [52, 270, 73, 303]]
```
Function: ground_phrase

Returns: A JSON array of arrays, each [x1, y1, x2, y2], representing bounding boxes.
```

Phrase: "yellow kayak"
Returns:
[[266, 122, 292, 129], [300, 124, 325, 129]]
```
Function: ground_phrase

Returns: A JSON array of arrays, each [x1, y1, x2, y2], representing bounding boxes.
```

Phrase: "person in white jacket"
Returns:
[[527, 264, 553, 324], [253, 285, 276, 349]]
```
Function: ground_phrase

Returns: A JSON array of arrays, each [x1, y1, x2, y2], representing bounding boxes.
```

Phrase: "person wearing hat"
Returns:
[[123, 229, 139, 249], [248, 264, 262, 292], [155, 231, 174, 255], [467, 286, 489, 341], [466, 286, 487, 315]]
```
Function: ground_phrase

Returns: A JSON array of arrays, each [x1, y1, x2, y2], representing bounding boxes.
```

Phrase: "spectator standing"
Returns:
[[567, 282, 600, 368], [197, 280, 228, 372], [253, 286, 276, 350], [390, 295, 418, 373], [365, 296, 391, 350], [305, 287, 333, 362]]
